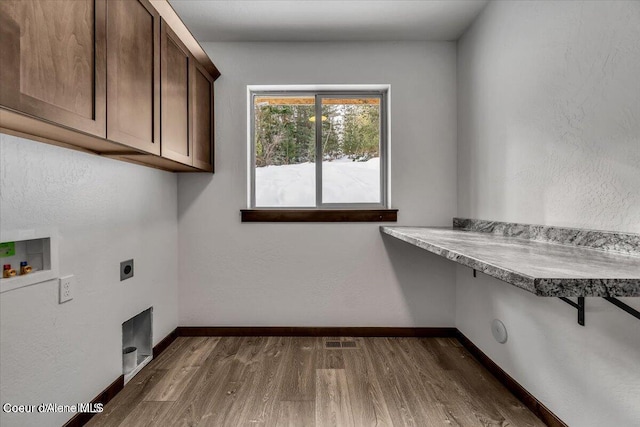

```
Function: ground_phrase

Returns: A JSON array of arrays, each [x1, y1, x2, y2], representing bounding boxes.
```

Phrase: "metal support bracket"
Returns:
[[559, 297, 640, 326], [604, 297, 640, 321], [559, 297, 585, 326]]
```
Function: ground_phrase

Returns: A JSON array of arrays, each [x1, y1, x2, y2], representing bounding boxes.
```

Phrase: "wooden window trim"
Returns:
[[241, 209, 398, 223]]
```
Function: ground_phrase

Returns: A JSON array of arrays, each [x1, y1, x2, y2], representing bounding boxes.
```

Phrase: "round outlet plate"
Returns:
[[491, 319, 508, 343]]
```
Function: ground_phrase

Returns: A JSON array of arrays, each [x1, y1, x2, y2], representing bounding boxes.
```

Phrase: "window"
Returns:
[[247, 86, 390, 215]]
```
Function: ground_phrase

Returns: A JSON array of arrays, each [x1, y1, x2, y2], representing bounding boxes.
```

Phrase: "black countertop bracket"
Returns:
[[559, 297, 640, 326], [559, 297, 586, 326], [603, 297, 640, 321]]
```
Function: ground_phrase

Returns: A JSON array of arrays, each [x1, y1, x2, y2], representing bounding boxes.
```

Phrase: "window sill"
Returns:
[[241, 209, 398, 223]]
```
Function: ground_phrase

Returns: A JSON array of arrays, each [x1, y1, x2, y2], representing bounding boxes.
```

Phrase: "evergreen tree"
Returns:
[[254, 99, 379, 167]]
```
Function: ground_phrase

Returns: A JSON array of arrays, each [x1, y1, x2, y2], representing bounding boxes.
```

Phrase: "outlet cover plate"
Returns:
[[59, 275, 75, 303], [120, 259, 134, 281], [491, 319, 508, 343]]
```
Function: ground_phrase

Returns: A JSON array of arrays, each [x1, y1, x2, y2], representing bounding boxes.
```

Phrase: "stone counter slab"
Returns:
[[380, 226, 640, 297]]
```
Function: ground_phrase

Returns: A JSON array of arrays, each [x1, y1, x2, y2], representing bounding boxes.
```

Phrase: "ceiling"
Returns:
[[168, 0, 489, 42]]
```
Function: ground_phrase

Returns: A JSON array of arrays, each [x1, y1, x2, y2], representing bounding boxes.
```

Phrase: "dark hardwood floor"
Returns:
[[87, 337, 544, 426]]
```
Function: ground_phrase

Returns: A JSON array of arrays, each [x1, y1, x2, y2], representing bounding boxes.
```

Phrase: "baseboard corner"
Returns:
[[455, 330, 568, 427], [62, 327, 178, 427]]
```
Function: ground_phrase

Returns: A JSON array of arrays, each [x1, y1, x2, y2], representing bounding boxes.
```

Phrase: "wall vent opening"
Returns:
[[122, 307, 153, 384]]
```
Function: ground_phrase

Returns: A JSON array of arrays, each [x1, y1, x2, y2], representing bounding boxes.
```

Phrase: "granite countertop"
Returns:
[[380, 222, 640, 297]]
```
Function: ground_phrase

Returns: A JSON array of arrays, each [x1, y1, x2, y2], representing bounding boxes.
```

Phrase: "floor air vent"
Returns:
[[324, 338, 359, 349]]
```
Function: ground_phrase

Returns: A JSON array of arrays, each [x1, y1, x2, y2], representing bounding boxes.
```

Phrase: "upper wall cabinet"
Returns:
[[0, 0, 107, 137], [0, 0, 219, 172], [161, 20, 192, 165], [160, 19, 215, 171], [106, 0, 160, 155], [192, 61, 214, 172]]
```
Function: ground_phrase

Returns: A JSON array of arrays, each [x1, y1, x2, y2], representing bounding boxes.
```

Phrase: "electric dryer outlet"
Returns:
[[120, 259, 134, 281]]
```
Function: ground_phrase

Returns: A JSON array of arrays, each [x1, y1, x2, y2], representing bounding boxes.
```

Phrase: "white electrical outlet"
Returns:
[[59, 275, 75, 303]]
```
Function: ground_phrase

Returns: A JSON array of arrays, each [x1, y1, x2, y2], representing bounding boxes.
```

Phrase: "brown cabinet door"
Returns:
[[0, 0, 107, 137], [106, 0, 160, 155], [191, 61, 214, 172], [160, 20, 192, 165]]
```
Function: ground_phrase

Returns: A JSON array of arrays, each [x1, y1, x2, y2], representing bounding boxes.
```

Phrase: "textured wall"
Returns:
[[456, 1, 640, 426], [178, 42, 458, 327], [458, 0, 640, 232], [0, 135, 179, 427]]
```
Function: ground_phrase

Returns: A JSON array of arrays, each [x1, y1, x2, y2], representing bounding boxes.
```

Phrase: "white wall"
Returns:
[[0, 135, 179, 427], [456, 1, 640, 426], [178, 42, 458, 327]]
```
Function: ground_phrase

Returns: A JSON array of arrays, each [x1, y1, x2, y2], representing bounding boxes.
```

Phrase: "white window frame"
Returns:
[[247, 84, 391, 209]]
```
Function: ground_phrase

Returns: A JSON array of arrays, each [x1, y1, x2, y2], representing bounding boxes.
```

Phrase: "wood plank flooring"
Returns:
[[87, 337, 544, 427]]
